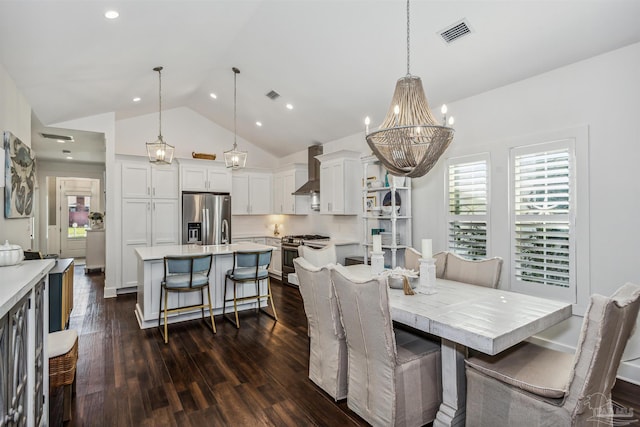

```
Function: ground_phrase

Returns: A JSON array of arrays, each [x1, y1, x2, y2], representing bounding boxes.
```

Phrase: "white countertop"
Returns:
[[303, 238, 359, 246], [1, 259, 55, 318], [135, 242, 276, 261]]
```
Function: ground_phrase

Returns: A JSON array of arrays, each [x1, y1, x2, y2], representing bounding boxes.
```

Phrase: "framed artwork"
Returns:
[[4, 131, 36, 218], [366, 195, 377, 210]]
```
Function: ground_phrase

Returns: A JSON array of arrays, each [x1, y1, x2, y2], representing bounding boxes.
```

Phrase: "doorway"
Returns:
[[55, 177, 101, 258]]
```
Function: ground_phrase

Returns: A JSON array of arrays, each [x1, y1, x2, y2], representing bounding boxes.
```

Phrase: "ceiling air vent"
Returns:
[[265, 90, 280, 100], [40, 132, 74, 142], [439, 19, 472, 44]]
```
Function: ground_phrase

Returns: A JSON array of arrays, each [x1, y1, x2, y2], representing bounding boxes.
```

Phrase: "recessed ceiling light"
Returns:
[[209, 93, 217, 99], [286, 103, 294, 110], [105, 10, 119, 19], [256, 121, 262, 127], [66, 156, 73, 160], [133, 97, 141, 102], [57, 139, 66, 144]]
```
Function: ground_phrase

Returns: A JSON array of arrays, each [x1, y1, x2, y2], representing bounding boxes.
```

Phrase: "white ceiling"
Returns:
[[2, 0, 640, 163]]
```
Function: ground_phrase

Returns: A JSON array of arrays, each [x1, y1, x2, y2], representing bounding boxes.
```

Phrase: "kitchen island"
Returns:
[[134, 242, 275, 329]]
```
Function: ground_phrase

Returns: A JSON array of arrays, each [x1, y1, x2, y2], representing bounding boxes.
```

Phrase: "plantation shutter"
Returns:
[[511, 140, 575, 302], [447, 156, 488, 259]]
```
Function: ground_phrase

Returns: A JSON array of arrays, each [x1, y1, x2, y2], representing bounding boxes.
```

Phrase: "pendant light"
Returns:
[[146, 66, 174, 164], [365, 0, 454, 178], [224, 67, 247, 169]]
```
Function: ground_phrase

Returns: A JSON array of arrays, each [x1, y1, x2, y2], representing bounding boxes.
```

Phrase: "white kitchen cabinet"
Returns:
[[317, 150, 361, 215], [265, 237, 282, 278], [121, 162, 178, 199], [273, 164, 309, 215], [179, 160, 231, 193], [121, 162, 152, 198], [151, 167, 179, 198], [231, 171, 272, 215], [121, 198, 180, 288], [120, 158, 180, 289]]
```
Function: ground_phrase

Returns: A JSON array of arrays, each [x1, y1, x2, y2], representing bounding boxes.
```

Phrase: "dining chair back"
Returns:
[[404, 247, 421, 271], [465, 282, 640, 426], [223, 250, 277, 328], [331, 265, 442, 427], [433, 251, 448, 278], [298, 244, 337, 267], [293, 257, 347, 400], [443, 252, 503, 288], [159, 254, 216, 343]]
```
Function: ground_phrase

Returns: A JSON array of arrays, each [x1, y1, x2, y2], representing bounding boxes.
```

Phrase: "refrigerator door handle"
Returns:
[[222, 219, 229, 244], [202, 208, 209, 245]]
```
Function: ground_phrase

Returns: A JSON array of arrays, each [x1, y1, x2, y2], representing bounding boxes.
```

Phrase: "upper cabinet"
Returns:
[[273, 164, 309, 215], [179, 159, 232, 193], [122, 161, 178, 199], [121, 162, 151, 198], [231, 171, 272, 215], [317, 150, 361, 215]]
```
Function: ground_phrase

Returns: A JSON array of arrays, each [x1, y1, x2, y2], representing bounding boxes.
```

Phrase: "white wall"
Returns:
[[52, 113, 117, 294], [0, 62, 33, 249], [116, 106, 279, 168], [409, 41, 640, 382]]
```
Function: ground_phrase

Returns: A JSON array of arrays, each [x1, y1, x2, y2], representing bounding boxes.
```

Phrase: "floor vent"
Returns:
[[439, 19, 472, 44], [266, 90, 280, 100]]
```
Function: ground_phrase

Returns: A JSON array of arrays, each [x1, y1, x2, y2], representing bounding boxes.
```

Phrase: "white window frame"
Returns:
[[446, 153, 491, 259], [510, 139, 577, 304]]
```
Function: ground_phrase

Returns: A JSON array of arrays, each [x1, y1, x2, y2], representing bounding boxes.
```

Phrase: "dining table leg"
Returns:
[[434, 339, 467, 427]]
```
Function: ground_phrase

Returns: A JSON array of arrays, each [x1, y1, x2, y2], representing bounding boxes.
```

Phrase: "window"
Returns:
[[510, 140, 575, 302], [446, 155, 489, 259], [67, 195, 91, 239]]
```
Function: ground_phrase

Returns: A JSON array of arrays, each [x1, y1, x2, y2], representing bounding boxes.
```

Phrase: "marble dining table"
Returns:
[[344, 264, 573, 427]]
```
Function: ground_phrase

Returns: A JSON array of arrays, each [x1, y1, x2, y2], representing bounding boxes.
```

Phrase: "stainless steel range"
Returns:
[[281, 234, 330, 286]]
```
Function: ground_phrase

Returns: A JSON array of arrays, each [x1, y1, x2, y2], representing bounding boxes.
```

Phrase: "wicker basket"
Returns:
[[49, 337, 78, 388]]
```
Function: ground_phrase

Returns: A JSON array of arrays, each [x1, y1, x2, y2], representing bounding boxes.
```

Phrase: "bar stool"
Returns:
[[48, 329, 78, 422], [158, 254, 216, 344], [223, 250, 278, 328]]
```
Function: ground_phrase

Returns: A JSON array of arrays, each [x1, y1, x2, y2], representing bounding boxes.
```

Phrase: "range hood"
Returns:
[[293, 145, 323, 195]]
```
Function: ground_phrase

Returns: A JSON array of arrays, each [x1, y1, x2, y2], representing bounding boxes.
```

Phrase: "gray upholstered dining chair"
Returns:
[[223, 250, 278, 328], [433, 251, 448, 278], [443, 252, 503, 288], [331, 265, 442, 427], [298, 244, 337, 267], [293, 257, 347, 401], [158, 254, 216, 344], [465, 282, 640, 427], [404, 247, 421, 271]]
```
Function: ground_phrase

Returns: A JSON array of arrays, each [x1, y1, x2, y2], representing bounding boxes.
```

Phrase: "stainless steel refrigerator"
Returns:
[[182, 192, 231, 245]]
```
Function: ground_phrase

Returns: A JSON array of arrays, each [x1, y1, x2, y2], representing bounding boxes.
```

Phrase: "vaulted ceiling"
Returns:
[[2, 0, 640, 162]]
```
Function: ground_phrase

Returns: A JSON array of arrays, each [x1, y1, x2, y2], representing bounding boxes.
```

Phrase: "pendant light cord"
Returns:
[[406, 0, 410, 76], [233, 68, 237, 149], [155, 66, 163, 139]]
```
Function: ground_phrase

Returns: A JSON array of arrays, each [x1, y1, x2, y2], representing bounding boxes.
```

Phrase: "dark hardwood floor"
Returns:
[[54, 267, 640, 426], [58, 268, 368, 427]]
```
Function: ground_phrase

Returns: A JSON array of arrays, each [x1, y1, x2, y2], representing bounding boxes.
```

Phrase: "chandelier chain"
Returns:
[[406, 0, 410, 76]]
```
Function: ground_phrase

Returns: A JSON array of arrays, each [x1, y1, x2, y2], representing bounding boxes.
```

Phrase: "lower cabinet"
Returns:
[[49, 258, 74, 332], [0, 278, 47, 426], [265, 237, 282, 279], [5, 293, 29, 425], [85, 229, 105, 272], [33, 280, 46, 427]]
